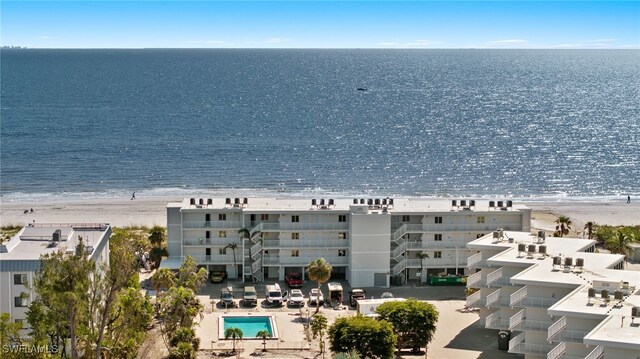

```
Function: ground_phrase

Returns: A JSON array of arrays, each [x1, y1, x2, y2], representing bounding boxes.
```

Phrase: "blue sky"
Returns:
[[1, 1, 639, 49]]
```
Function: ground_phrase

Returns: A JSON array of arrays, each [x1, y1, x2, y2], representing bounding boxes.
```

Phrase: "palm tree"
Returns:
[[224, 243, 239, 279], [256, 330, 271, 352], [554, 216, 572, 237], [151, 268, 175, 298], [224, 327, 243, 352], [583, 221, 596, 239], [306, 258, 332, 314], [605, 231, 635, 267]]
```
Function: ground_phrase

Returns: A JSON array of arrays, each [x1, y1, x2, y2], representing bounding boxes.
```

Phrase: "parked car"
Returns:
[[220, 286, 236, 307], [242, 286, 258, 306], [349, 289, 366, 307], [210, 271, 226, 283], [265, 283, 285, 306], [285, 272, 304, 287], [288, 289, 305, 307], [309, 288, 324, 306]]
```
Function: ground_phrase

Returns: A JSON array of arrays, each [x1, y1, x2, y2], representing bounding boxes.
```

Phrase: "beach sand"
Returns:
[[2, 197, 639, 231]]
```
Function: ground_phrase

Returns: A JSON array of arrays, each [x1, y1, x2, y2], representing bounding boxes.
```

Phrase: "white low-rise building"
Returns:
[[166, 197, 530, 287], [0, 223, 111, 326], [466, 231, 640, 359]]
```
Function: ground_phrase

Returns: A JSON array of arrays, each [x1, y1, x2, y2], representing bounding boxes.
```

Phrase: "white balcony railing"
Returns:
[[548, 316, 567, 341], [510, 286, 528, 307], [485, 312, 509, 330], [260, 222, 349, 231], [547, 342, 566, 359], [391, 224, 408, 243], [510, 342, 554, 356], [516, 296, 560, 308], [556, 329, 589, 343], [514, 319, 554, 332], [189, 254, 238, 263], [486, 267, 503, 287], [584, 345, 604, 359], [262, 239, 348, 249], [486, 289, 501, 307], [262, 256, 348, 266], [466, 290, 482, 308], [467, 271, 482, 288], [183, 238, 240, 246], [467, 252, 483, 268], [509, 309, 525, 329], [508, 332, 525, 352], [183, 220, 242, 229]]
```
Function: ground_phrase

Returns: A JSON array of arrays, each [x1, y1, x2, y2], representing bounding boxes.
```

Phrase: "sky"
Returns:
[[1, 1, 639, 49]]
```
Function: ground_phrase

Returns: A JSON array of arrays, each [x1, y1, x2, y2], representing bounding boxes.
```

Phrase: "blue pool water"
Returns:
[[223, 316, 273, 338]]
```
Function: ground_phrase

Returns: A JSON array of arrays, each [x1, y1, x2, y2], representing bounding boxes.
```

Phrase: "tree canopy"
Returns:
[[328, 314, 396, 359], [306, 258, 332, 313], [376, 298, 439, 353]]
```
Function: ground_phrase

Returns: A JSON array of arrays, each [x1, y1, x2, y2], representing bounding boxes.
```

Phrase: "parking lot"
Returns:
[[192, 279, 520, 358]]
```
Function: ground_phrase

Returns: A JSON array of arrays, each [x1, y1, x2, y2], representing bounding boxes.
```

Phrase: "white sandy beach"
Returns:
[[1, 197, 639, 231]]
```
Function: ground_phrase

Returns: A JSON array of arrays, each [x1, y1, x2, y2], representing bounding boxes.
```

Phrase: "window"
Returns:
[[219, 231, 227, 238], [219, 248, 227, 255], [14, 319, 23, 325], [434, 234, 442, 241], [291, 250, 300, 257], [219, 213, 227, 221], [291, 232, 300, 240], [401, 215, 410, 222], [434, 251, 442, 259], [338, 215, 347, 222], [206, 231, 210, 239], [14, 274, 27, 285], [261, 214, 269, 221], [434, 216, 443, 224], [338, 250, 347, 257], [338, 232, 347, 240], [292, 215, 300, 223], [14, 294, 28, 307], [477, 216, 485, 224]]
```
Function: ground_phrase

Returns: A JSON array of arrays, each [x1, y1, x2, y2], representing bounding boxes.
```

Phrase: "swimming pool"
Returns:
[[219, 315, 278, 339]]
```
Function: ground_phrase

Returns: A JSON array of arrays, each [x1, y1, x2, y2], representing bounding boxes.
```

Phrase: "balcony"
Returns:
[[584, 345, 603, 359], [412, 240, 470, 250], [466, 290, 482, 308], [508, 332, 553, 356], [486, 268, 503, 287], [512, 319, 554, 332], [262, 256, 348, 266], [262, 239, 348, 249], [467, 271, 482, 288], [189, 254, 237, 264], [183, 238, 240, 246], [508, 309, 525, 330], [260, 222, 349, 231], [467, 252, 484, 268], [183, 220, 242, 229], [514, 296, 560, 309], [485, 288, 511, 307], [485, 311, 509, 330], [547, 342, 566, 359]]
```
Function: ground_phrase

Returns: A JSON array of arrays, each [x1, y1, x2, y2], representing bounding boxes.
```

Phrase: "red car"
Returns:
[[285, 272, 303, 287]]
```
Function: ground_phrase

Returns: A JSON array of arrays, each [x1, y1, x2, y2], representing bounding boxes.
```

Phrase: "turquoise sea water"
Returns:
[[223, 316, 273, 338], [1, 49, 638, 200]]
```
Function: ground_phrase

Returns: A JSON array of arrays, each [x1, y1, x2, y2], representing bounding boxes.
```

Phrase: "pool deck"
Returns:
[[190, 279, 520, 358]]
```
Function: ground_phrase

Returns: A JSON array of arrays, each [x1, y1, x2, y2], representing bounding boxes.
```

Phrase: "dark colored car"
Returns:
[[210, 271, 227, 283]]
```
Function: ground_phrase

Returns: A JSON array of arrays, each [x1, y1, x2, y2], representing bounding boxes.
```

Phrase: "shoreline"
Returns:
[[2, 196, 639, 230]]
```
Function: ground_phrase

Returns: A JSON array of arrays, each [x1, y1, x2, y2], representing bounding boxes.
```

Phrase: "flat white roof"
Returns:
[[469, 231, 640, 350], [170, 197, 529, 214], [0, 224, 110, 261]]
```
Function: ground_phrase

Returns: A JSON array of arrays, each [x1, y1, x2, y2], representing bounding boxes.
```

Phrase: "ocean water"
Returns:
[[1, 49, 639, 201]]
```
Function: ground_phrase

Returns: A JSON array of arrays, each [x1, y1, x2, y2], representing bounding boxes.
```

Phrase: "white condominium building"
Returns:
[[166, 197, 530, 287], [0, 223, 111, 327], [466, 231, 639, 359]]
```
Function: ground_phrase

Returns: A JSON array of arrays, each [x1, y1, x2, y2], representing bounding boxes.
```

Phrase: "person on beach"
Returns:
[[628, 195, 631, 204], [131, 192, 136, 200]]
